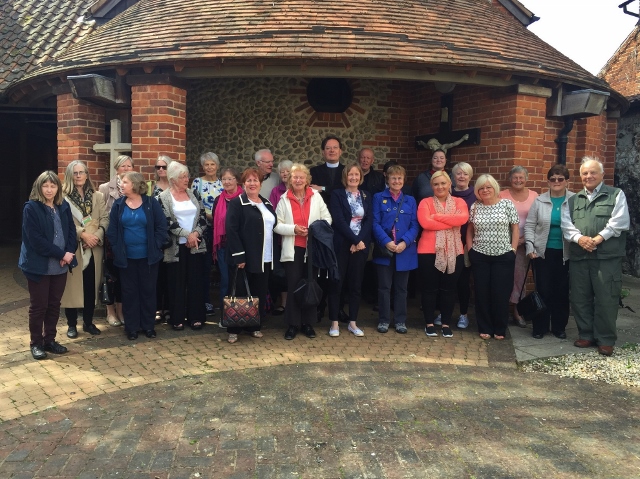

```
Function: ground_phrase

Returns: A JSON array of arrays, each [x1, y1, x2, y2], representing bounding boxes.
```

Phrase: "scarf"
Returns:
[[212, 186, 243, 260], [67, 187, 93, 217], [116, 176, 124, 196], [433, 195, 462, 274]]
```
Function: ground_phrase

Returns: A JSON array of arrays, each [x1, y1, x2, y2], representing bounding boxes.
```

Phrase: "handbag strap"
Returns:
[[518, 258, 535, 299], [230, 266, 253, 299], [306, 228, 314, 280]]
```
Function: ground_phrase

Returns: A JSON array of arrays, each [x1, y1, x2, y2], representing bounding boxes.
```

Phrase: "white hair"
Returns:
[[580, 156, 604, 174], [167, 161, 189, 185]]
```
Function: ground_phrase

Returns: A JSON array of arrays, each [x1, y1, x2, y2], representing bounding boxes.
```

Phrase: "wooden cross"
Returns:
[[93, 119, 132, 179]]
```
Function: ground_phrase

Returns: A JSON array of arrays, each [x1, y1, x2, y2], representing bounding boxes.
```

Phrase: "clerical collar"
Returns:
[[325, 162, 340, 168]]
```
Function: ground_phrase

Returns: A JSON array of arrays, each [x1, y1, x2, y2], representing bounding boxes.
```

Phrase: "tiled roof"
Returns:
[[11, 0, 612, 95], [0, 0, 96, 96]]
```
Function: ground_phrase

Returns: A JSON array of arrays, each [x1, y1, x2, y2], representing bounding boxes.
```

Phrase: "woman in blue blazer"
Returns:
[[328, 163, 373, 337], [372, 165, 419, 334], [19, 171, 78, 360]]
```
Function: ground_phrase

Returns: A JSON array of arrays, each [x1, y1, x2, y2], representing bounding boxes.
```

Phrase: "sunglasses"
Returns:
[[155, 165, 167, 170], [548, 177, 566, 183]]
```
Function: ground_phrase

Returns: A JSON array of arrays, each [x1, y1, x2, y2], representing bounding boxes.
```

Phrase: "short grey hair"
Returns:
[[155, 154, 173, 181], [580, 156, 604, 174], [200, 152, 220, 168], [167, 161, 190, 185], [451, 161, 473, 178], [254, 149, 272, 163], [114, 155, 133, 171], [508, 165, 529, 181], [277, 160, 293, 173]]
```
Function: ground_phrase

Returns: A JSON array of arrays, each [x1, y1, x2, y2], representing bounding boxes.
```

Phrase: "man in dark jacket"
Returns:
[[358, 148, 385, 195], [310, 135, 345, 205]]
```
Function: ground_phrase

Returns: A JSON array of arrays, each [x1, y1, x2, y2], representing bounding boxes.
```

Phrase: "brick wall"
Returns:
[[602, 26, 640, 98], [131, 84, 186, 180], [57, 93, 106, 180]]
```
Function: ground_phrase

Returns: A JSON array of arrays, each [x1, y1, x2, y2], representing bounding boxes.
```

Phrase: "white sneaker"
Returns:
[[434, 314, 442, 326], [457, 314, 469, 329]]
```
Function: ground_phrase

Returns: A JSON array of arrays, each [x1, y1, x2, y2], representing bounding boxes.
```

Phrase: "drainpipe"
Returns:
[[555, 116, 574, 165]]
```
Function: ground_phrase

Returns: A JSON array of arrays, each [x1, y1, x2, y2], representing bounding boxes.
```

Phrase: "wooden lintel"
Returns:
[[116, 67, 129, 76], [388, 65, 396, 73], [30, 82, 39, 91], [59, 75, 67, 83], [143, 66, 155, 74], [126, 74, 191, 90], [466, 70, 477, 78], [345, 63, 352, 72], [46, 78, 56, 87], [553, 81, 562, 89], [173, 63, 185, 72], [502, 73, 512, 81], [428, 68, 437, 75], [300, 63, 308, 71]]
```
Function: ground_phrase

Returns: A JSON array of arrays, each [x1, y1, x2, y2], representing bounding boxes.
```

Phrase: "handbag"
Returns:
[[516, 260, 547, 320], [99, 273, 115, 305], [293, 230, 323, 308], [372, 194, 405, 259], [222, 267, 261, 328]]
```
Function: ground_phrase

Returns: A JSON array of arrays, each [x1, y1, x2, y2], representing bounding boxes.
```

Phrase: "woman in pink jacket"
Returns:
[[417, 171, 469, 338]]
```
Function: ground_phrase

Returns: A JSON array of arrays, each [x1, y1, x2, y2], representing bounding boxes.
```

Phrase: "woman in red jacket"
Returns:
[[417, 171, 469, 338]]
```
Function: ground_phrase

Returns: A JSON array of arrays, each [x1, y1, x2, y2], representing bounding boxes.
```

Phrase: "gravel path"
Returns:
[[520, 342, 640, 387]]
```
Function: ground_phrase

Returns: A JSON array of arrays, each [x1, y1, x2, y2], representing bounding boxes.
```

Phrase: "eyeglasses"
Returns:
[[548, 177, 566, 183], [155, 165, 167, 170], [72, 171, 87, 176]]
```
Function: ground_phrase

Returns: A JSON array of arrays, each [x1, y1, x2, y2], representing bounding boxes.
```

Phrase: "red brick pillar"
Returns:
[[131, 84, 186, 181], [574, 114, 618, 183], [57, 93, 106, 180]]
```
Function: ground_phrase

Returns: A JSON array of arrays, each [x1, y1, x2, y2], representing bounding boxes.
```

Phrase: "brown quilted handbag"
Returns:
[[222, 267, 260, 328]]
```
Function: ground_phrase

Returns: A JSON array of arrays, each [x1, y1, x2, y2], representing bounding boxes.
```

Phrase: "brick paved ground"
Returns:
[[1, 245, 639, 478]]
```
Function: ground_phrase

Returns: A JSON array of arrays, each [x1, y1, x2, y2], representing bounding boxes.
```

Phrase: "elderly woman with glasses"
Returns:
[[106, 172, 167, 340], [159, 162, 208, 331], [192, 152, 224, 317], [525, 165, 575, 339], [99, 154, 134, 327], [60, 161, 109, 339]]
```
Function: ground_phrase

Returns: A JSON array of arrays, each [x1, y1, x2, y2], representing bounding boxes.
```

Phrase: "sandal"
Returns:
[[251, 331, 263, 338], [479, 333, 491, 340], [172, 323, 185, 331], [228, 334, 238, 344], [494, 335, 505, 340], [190, 322, 203, 330], [107, 314, 121, 327]]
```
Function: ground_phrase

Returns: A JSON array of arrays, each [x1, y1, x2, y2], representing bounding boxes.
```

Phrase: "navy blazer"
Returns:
[[329, 188, 373, 252], [19, 200, 78, 278]]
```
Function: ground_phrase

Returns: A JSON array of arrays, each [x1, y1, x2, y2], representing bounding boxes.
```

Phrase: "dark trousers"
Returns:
[[156, 261, 169, 312], [227, 263, 270, 333], [166, 246, 206, 327], [419, 254, 464, 326], [329, 245, 367, 322], [65, 255, 96, 327], [532, 249, 569, 335], [119, 258, 159, 334], [284, 247, 318, 328], [469, 249, 515, 336], [457, 265, 472, 315], [104, 239, 122, 302], [27, 273, 67, 346], [202, 241, 213, 305], [377, 257, 410, 325]]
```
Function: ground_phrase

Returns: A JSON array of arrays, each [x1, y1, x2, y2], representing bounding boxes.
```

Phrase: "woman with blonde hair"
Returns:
[[152, 154, 172, 198], [60, 161, 109, 338], [99, 154, 134, 326]]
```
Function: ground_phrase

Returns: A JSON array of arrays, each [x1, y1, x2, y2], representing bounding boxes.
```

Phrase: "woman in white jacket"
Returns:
[[524, 165, 575, 340], [274, 163, 332, 340]]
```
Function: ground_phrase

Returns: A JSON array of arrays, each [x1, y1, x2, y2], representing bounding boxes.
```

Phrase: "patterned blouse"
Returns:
[[191, 177, 224, 215], [469, 199, 519, 256], [346, 190, 364, 236]]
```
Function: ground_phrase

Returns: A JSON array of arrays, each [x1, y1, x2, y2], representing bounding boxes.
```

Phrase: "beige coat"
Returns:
[[60, 191, 109, 308], [98, 177, 121, 213]]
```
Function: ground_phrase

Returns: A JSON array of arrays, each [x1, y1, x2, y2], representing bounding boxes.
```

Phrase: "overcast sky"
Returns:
[[526, 0, 638, 75]]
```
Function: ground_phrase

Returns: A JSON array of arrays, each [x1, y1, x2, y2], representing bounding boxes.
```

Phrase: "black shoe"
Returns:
[[67, 326, 78, 339], [127, 331, 138, 340], [284, 326, 297, 340], [553, 331, 567, 339], [43, 341, 68, 354], [532, 333, 544, 339], [145, 330, 156, 338], [31, 345, 47, 360], [82, 323, 101, 335], [301, 324, 316, 338]]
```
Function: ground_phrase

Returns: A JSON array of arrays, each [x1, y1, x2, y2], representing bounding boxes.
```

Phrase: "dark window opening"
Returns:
[[306, 78, 353, 113]]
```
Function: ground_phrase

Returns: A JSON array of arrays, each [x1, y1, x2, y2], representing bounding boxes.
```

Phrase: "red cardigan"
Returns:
[[417, 196, 469, 254]]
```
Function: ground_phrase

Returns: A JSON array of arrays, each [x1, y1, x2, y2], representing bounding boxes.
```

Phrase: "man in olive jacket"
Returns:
[[561, 157, 630, 356]]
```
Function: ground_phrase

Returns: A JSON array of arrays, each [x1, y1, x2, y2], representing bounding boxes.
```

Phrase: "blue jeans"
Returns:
[[376, 256, 410, 326], [216, 247, 229, 309]]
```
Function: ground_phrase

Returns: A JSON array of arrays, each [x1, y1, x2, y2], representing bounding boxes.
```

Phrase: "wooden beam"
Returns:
[[466, 70, 477, 78], [173, 62, 185, 72], [502, 73, 512, 81], [143, 65, 155, 74], [345, 63, 352, 72], [116, 67, 129, 76]]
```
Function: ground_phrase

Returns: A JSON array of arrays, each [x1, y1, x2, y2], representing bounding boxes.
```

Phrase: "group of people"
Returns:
[[20, 133, 629, 359]]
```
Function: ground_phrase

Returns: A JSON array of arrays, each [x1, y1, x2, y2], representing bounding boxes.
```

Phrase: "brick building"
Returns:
[[1, 0, 627, 238], [602, 24, 640, 275]]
